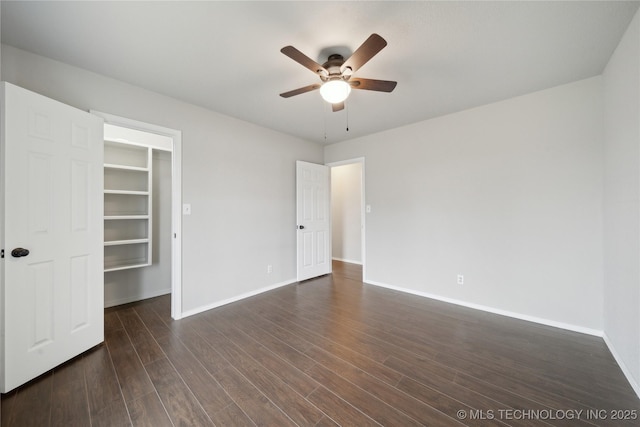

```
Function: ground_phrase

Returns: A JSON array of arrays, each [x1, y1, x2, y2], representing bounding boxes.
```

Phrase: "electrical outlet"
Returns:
[[267, 265, 273, 274], [457, 274, 464, 285]]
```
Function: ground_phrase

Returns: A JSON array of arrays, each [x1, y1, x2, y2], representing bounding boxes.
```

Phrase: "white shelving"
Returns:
[[104, 139, 153, 272]]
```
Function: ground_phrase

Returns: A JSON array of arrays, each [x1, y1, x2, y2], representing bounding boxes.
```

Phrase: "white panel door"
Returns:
[[1, 82, 104, 393], [296, 161, 331, 281]]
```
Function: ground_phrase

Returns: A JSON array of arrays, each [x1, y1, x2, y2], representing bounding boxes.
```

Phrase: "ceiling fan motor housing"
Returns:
[[320, 54, 351, 81]]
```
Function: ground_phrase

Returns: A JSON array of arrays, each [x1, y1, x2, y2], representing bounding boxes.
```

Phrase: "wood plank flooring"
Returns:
[[2, 261, 639, 426]]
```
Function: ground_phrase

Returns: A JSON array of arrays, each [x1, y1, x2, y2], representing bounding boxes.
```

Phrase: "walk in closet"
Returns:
[[103, 123, 173, 307]]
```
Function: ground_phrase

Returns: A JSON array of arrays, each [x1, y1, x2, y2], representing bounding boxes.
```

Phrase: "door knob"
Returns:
[[298, 225, 305, 230], [11, 248, 29, 258]]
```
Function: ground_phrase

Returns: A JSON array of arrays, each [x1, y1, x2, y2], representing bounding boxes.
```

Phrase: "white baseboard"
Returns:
[[332, 257, 363, 265], [104, 287, 171, 308], [364, 279, 603, 337], [603, 333, 640, 399], [181, 278, 298, 318]]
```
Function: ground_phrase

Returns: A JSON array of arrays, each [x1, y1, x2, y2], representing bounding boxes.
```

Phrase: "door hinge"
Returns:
[[1, 249, 4, 259]]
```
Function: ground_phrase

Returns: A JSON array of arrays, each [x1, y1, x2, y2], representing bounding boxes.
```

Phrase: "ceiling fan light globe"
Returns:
[[320, 80, 351, 104]]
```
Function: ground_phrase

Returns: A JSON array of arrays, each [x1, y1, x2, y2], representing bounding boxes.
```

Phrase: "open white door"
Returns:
[[1, 83, 104, 393], [296, 161, 331, 281]]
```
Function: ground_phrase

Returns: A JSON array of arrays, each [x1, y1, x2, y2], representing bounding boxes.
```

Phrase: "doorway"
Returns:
[[328, 158, 365, 280], [92, 111, 183, 319]]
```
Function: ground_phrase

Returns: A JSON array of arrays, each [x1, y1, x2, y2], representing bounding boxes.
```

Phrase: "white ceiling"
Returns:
[[2, 1, 638, 144]]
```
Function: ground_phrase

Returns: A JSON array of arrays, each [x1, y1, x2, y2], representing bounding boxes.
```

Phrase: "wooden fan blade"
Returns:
[[341, 33, 387, 74], [281, 46, 328, 76], [279, 84, 321, 98], [349, 78, 397, 92], [332, 102, 345, 112]]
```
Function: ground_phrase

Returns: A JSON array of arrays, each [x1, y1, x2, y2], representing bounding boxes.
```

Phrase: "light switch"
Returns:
[[366, 204, 372, 213], [183, 203, 192, 215]]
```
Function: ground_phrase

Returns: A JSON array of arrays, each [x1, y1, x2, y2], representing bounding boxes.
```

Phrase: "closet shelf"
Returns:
[[104, 163, 149, 172], [104, 190, 149, 195], [104, 261, 151, 273], [104, 215, 150, 220], [104, 238, 149, 247], [104, 137, 149, 148]]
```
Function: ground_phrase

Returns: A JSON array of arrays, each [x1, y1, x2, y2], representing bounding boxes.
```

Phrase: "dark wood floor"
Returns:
[[2, 261, 639, 426]]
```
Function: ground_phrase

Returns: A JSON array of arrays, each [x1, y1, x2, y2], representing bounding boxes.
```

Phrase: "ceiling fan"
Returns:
[[279, 33, 397, 112]]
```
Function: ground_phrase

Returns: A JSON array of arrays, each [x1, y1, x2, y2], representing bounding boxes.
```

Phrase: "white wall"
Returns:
[[325, 76, 604, 332], [603, 9, 640, 394], [331, 163, 362, 264], [0, 45, 323, 315]]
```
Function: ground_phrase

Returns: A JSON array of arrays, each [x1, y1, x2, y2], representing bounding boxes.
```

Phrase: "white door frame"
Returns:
[[90, 111, 183, 319], [326, 157, 366, 279]]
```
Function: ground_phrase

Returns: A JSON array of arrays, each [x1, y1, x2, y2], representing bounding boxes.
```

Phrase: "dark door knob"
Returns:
[[298, 225, 305, 230], [11, 248, 29, 258]]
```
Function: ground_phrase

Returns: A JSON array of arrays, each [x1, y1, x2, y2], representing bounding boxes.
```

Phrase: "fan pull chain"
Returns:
[[323, 100, 328, 140], [346, 102, 349, 132]]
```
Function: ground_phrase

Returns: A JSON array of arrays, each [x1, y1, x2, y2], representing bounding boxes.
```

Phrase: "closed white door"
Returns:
[[1, 82, 104, 393], [296, 161, 331, 281]]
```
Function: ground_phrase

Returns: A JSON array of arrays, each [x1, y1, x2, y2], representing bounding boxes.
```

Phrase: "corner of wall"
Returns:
[[603, 333, 640, 398], [602, 6, 640, 398]]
